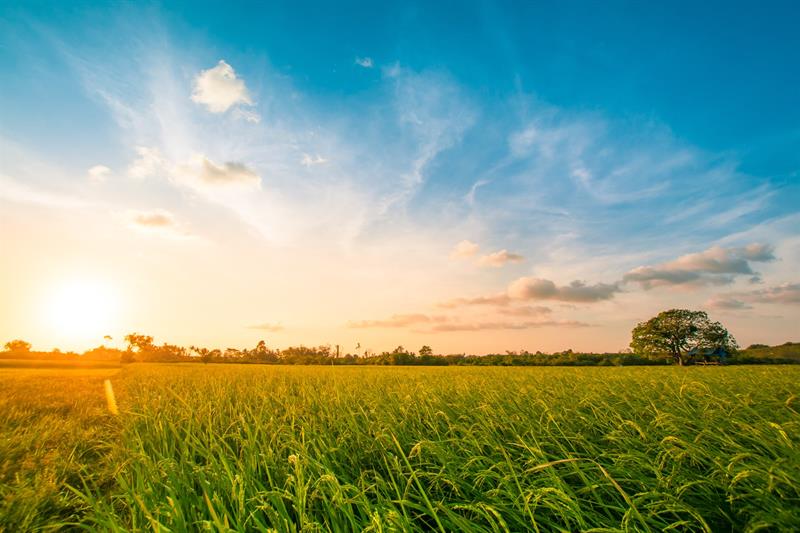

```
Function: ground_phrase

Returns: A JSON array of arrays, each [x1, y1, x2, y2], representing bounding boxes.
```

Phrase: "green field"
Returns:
[[1, 365, 799, 531]]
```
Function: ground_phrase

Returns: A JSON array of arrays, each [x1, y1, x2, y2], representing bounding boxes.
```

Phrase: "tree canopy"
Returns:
[[3, 339, 31, 353], [630, 309, 738, 365]]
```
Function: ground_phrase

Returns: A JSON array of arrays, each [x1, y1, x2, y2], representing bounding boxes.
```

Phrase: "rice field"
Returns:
[[1, 364, 799, 531]]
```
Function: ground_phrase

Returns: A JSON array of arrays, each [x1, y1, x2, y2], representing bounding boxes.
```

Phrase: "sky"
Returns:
[[1, 0, 798, 354]]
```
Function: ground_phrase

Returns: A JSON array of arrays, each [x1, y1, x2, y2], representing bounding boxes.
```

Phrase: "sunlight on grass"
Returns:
[[1, 365, 798, 530]]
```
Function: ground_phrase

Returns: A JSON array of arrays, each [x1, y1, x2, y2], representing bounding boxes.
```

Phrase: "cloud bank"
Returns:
[[507, 277, 620, 303], [623, 244, 775, 289]]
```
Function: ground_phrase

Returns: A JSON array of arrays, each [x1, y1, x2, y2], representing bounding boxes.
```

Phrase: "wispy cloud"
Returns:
[[705, 296, 753, 310], [347, 310, 586, 333], [450, 239, 480, 259], [348, 314, 443, 328], [124, 208, 194, 239], [128, 146, 165, 179], [478, 249, 524, 267], [0, 174, 89, 208], [497, 305, 552, 317], [129, 209, 175, 228], [465, 179, 489, 206], [438, 294, 510, 308], [0, 139, 91, 208], [711, 283, 800, 307], [427, 319, 590, 332], [355, 56, 373, 68], [247, 322, 284, 332], [742, 283, 800, 305], [301, 153, 328, 167]]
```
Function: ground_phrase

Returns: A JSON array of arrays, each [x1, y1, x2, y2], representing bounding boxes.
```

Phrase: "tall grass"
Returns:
[[2, 365, 799, 531], [0, 368, 120, 531]]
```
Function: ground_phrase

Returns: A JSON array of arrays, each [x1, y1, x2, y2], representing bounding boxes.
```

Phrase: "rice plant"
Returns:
[[1, 365, 799, 531]]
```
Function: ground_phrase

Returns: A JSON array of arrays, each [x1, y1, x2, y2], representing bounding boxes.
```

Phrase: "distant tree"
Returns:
[[191, 345, 215, 364], [419, 345, 433, 358], [4, 339, 31, 354], [250, 340, 278, 363], [83, 345, 124, 361], [224, 348, 243, 359], [746, 344, 769, 350], [630, 309, 738, 365], [124, 333, 154, 353]]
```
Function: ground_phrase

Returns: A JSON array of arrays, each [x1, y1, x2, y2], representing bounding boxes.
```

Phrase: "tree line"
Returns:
[[2, 309, 798, 366]]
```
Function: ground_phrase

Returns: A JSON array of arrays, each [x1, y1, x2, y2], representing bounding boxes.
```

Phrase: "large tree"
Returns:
[[630, 309, 738, 365]]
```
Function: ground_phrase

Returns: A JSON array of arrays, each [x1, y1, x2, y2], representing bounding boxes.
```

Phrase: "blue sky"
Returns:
[[1, 1, 798, 352]]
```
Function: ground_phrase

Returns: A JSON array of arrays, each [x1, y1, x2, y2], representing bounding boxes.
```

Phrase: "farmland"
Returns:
[[1, 364, 799, 531]]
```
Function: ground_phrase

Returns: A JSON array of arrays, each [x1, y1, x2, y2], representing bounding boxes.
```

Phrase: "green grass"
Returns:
[[1, 365, 799, 531]]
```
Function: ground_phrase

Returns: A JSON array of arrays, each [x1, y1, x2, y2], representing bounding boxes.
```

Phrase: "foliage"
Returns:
[[630, 309, 738, 365], [736, 342, 800, 364], [2, 365, 799, 531], [3, 339, 31, 353], [124, 333, 186, 362], [2, 333, 797, 368]]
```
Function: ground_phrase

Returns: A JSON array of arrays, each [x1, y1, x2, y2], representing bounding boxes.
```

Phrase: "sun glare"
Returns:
[[44, 279, 119, 345]]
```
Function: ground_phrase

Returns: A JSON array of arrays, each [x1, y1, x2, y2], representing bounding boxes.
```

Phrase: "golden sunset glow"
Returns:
[[0, 1, 797, 357], [42, 278, 119, 346]]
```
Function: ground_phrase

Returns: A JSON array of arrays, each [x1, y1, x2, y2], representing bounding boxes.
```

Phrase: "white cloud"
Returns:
[[478, 249, 524, 268], [450, 239, 479, 259], [355, 57, 373, 68], [191, 60, 254, 114], [87, 165, 111, 182], [301, 153, 328, 167]]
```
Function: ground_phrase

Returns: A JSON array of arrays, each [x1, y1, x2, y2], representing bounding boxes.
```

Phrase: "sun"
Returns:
[[44, 278, 119, 345]]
